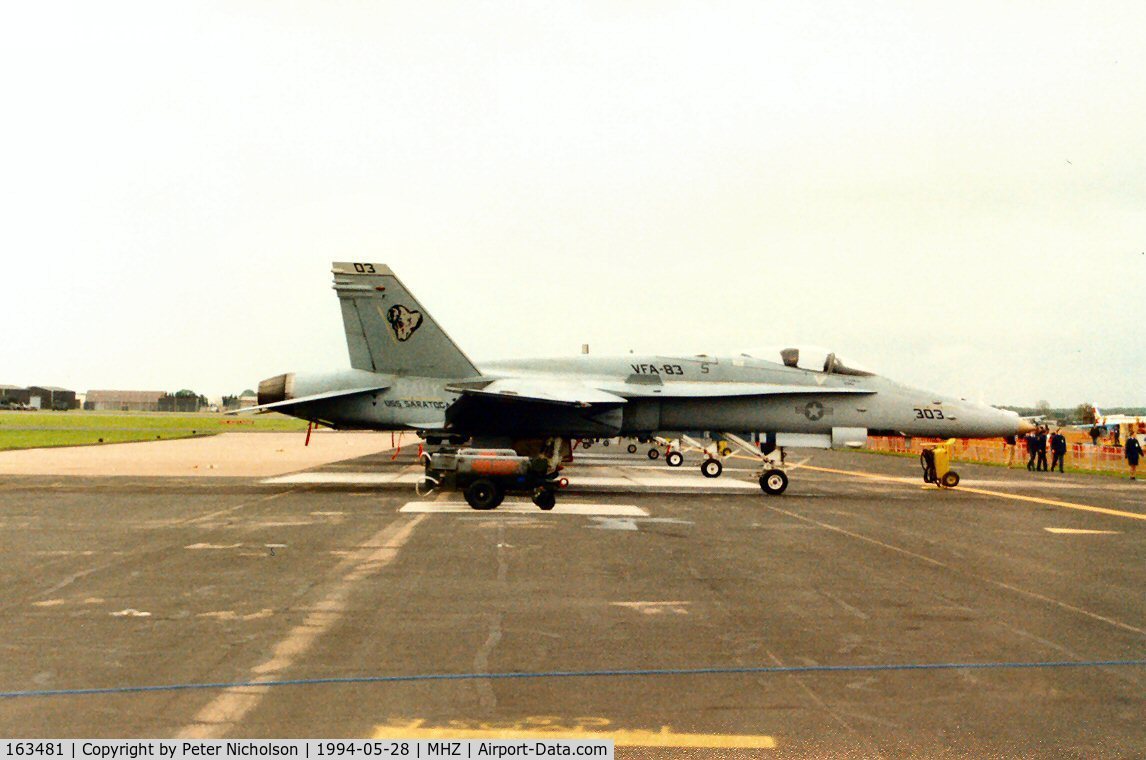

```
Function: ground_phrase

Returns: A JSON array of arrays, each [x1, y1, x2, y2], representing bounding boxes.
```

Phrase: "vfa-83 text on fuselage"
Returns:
[[246, 263, 1033, 496]]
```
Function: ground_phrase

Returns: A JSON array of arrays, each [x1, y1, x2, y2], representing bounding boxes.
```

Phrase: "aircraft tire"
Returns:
[[941, 471, 960, 488], [759, 469, 789, 495], [647, 448, 660, 460], [666, 451, 684, 467], [465, 479, 502, 510], [701, 458, 723, 478], [602, 439, 610, 447], [627, 443, 638, 454], [532, 488, 556, 511]]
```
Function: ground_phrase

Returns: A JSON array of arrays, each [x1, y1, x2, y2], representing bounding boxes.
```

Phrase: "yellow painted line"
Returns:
[[957, 485, 1145, 521], [1044, 528, 1121, 535], [803, 465, 1146, 522], [372, 721, 776, 749]]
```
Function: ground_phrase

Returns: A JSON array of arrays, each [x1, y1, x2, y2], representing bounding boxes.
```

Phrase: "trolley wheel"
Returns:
[[647, 448, 660, 460], [759, 469, 789, 495], [627, 443, 638, 454], [701, 458, 723, 478], [532, 488, 556, 511], [602, 439, 610, 447], [464, 479, 502, 510], [666, 450, 684, 467], [941, 471, 960, 488]]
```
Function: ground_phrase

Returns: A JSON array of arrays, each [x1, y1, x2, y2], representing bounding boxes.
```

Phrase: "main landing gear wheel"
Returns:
[[666, 450, 684, 467], [464, 479, 504, 510], [759, 469, 789, 495], [627, 443, 638, 454], [647, 448, 660, 460], [941, 471, 960, 488], [532, 488, 556, 511], [701, 458, 723, 478]]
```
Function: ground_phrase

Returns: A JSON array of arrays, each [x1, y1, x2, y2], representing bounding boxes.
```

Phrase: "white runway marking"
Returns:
[[262, 472, 420, 485], [569, 475, 758, 491], [612, 601, 691, 615], [176, 514, 426, 738], [399, 501, 647, 516], [265, 469, 760, 492], [1044, 527, 1122, 535]]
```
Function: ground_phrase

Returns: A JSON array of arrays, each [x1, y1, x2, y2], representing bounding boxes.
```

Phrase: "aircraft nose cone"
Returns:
[[1016, 418, 1038, 435]]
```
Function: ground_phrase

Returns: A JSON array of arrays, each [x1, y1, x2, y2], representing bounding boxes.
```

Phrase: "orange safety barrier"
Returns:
[[866, 435, 1133, 475]]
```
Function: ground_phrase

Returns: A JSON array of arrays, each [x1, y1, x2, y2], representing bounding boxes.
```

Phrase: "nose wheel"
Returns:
[[700, 458, 723, 478], [759, 469, 789, 495]]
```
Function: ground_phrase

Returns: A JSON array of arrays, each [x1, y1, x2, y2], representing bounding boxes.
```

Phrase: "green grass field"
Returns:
[[0, 410, 309, 451]]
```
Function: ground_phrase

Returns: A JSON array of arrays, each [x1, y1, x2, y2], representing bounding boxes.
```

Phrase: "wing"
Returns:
[[444, 378, 625, 437], [445, 378, 627, 407]]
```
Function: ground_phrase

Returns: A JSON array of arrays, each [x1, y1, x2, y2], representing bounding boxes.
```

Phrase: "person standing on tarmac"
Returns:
[[1089, 424, 1102, 446], [1025, 430, 1038, 471], [1035, 427, 1049, 472], [1125, 434, 1142, 480], [1050, 429, 1067, 473]]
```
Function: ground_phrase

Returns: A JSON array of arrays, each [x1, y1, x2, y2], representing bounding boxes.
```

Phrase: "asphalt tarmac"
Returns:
[[1, 443, 1143, 758]]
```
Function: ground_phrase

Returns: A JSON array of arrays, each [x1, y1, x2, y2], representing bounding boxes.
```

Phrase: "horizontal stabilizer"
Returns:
[[227, 385, 390, 415]]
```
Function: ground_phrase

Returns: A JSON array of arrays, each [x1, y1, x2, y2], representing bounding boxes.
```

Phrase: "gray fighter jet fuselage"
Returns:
[[250, 263, 1031, 452]]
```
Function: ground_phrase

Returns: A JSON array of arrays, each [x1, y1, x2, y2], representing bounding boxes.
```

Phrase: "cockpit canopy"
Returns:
[[744, 346, 876, 377]]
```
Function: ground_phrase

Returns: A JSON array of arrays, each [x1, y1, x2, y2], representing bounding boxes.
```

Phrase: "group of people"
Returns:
[[1024, 427, 1069, 473], [1028, 425, 1142, 479]]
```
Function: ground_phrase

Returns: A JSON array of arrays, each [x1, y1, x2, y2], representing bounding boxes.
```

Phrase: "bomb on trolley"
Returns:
[[420, 447, 562, 510]]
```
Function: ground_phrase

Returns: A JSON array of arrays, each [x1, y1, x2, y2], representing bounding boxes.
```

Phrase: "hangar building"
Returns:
[[84, 390, 165, 412]]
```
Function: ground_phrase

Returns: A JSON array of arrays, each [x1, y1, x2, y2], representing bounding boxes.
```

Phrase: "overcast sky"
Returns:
[[3, 2, 1143, 406]]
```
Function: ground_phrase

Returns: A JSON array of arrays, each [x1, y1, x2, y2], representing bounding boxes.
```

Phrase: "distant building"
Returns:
[[85, 390, 165, 412], [223, 390, 259, 411], [28, 386, 77, 410], [0, 385, 32, 406]]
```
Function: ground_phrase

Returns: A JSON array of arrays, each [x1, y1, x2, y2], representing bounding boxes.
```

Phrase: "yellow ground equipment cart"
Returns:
[[920, 438, 960, 488]]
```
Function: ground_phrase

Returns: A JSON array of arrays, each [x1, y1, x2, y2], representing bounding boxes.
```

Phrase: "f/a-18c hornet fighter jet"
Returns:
[[245, 262, 1034, 501]]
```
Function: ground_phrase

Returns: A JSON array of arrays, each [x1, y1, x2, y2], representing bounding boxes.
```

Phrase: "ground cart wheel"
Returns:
[[627, 443, 638, 454], [941, 471, 960, 488], [920, 451, 936, 484], [464, 479, 502, 510], [532, 488, 556, 511], [647, 448, 660, 460], [701, 458, 723, 478], [666, 450, 684, 467], [759, 469, 789, 495]]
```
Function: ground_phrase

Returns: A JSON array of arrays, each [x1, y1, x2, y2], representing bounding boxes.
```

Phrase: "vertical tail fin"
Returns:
[[332, 262, 480, 378]]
